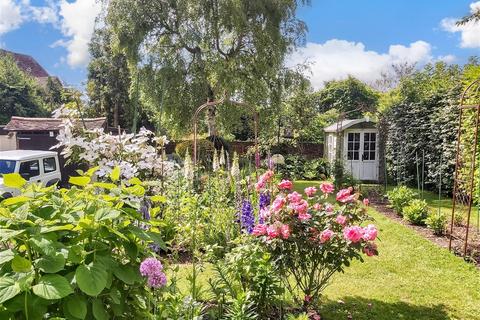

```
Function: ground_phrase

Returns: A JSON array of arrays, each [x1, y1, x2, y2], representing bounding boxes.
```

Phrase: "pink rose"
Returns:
[[252, 224, 267, 236], [263, 170, 274, 181], [363, 242, 378, 257], [363, 224, 378, 241], [298, 212, 312, 221], [280, 224, 290, 239], [304, 186, 317, 197], [336, 187, 356, 203], [313, 203, 322, 211], [343, 226, 364, 243], [271, 196, 286, 212], [290, 199, 308, 214], [325, 203, 334, 213], [335, 214, 347, 225], [287, 191, 302, 203], [320, 182, 335, 194], [278, 179, 293, 190], [267, 225, 280, 239], [320, 229, 334, 243], [255, 180, 266, 191], [363, 198, 370, 206]]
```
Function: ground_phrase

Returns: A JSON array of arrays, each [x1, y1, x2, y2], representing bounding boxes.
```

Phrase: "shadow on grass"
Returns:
[[318, 296, 450, 320]]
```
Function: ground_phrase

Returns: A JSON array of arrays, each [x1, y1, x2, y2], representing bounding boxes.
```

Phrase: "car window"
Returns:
[[0, 160, 16, 174], [19, 160, 40, 179], [43, 157, 57, 173]]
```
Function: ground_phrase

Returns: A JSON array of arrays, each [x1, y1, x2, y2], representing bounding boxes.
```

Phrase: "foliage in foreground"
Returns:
[[0, 171, 165, 319]]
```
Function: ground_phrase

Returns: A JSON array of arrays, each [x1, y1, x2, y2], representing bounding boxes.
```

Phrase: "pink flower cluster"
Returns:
[[343, 224, 378, 243], [336, 187, 357, 203], [255, 170, 274, 191], [320, 182, 334, 194], [140, 257, 167, 288], [253, 222, 290, 240]]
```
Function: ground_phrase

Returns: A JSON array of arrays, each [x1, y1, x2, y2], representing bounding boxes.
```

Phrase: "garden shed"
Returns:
[[324, 118, 380, 181]]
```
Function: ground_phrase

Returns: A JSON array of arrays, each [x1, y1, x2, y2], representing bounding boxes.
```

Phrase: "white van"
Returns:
[[0, 150, 62, 198]]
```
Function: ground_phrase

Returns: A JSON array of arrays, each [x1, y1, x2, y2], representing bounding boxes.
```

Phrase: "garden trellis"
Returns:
[[192, 97, 259, 173], [448, 78, 480, 257]]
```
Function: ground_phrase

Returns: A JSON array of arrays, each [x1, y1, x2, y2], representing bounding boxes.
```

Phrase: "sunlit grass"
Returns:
[[171, 181, 480, 319]]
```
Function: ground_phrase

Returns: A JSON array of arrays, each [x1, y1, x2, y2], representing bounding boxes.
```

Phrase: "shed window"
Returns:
[[347, 132, 360, 160], [363, 132, 376, 160]]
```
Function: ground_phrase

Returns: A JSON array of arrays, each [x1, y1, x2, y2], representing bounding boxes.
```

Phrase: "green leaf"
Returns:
[[128, 177, 142, 185], [110, 167, 120, 182], [109, 288, 121, 304], [93, 182, 117, 190], [0, 277, 21, 304], [113, 264, 139, 285], [36, 253, 65, 273], [32, 274, 73, 300], [2, 173, 26, 189], [0, 229, 25, 242], [76, 263, 108, 296], [86, 166, 100, 177], [95, 208, 121, 221], [92, 298, 109, 320], [66, 294, 87, 319], [2, 196, 31, 206], [147, 232, 167, 250], [11, 255, 32, 273], [0, 249, 15, 265], [69, 176, 91, 187], [150, 195, 167, 203], [124, 184, 145, 196], [40, 224, 74, 234]]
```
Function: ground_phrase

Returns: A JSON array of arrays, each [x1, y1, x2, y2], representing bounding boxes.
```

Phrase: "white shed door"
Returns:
[[344, 131, 378, 181]]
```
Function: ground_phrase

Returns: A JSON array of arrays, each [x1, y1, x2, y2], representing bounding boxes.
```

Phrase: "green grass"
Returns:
[[172, 181, 480, 320]]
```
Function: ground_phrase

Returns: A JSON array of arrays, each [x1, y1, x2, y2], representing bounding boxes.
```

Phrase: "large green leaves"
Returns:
[[92, 298, 109, 320], [65, 294, 87, 319], [0, 277, 21, 304], [32, 274, 73, 300], [76, 262, 108, 296], [36, 253, 65, 273], [69, 176, 91, 187], [0, 249, 15, 265], [11, 255, 32, 273], [2, 173, 26, 189], [113, 264, 140, 285]]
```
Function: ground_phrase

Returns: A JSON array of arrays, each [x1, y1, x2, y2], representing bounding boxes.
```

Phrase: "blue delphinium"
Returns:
[[240, 200, 255, 234], [258, 192, 271, 224]]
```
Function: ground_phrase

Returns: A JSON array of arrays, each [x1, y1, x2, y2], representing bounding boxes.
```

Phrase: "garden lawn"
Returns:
[[174, 181, 480, 320]]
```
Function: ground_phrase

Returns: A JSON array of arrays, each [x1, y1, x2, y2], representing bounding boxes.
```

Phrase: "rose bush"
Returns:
[[252, 175, 378, 306]]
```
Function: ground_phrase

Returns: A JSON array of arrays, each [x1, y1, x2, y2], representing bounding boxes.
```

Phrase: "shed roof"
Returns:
[[324, 118, 376, 133], [4, 117, 107, 132]]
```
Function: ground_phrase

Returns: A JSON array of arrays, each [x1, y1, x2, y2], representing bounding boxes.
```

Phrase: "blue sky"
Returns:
[[0, 0, 479, 89]]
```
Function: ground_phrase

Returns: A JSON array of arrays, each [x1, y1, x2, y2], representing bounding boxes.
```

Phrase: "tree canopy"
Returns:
[[104, 0, 308, 137]]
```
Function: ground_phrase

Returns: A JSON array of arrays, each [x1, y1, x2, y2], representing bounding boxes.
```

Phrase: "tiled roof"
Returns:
[[324, 118, 376, 133], [4, 117, 107, 132], [0, 49, 50, 78]]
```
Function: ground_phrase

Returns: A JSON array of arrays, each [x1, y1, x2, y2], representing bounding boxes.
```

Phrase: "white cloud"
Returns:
[[287, 39, 438, 89], [0, 0, 23, 35], [441, 1, 480, 48], [57, 0, 102, 67], [29, 0, 58, 25]]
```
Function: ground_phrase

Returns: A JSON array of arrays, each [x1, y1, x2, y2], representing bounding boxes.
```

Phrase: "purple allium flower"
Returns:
[[147, 272, 167, 288], [140, 257, 167, 289], [240, 200, 255, 234], [140, 257, 163, 277]]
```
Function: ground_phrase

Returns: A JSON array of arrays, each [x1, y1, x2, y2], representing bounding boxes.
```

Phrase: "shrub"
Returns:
[[252, 175, 378, 306], [277, 155, 329, 180], [0, 171, 166, 319], [454, 211, 464, 226], [403, 199, 429, 225], [426, 211, 448, 235], [387, 186, 417, 216]]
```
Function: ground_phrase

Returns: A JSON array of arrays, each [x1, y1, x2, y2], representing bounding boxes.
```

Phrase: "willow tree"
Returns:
[[105, 0, 308, 137]]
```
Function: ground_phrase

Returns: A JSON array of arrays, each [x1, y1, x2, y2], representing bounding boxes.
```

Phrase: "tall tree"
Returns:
[[105, 0, 308, 137], [0, 54, 48, 124], [315, 76, 379, 118], [87, 26, 133, 129]]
